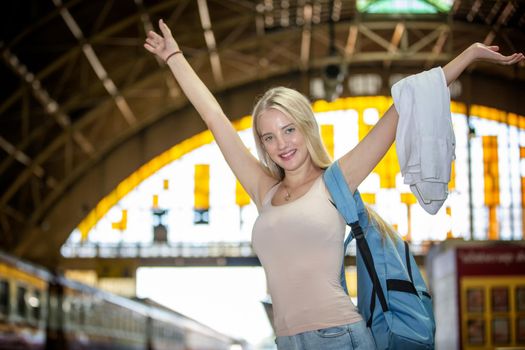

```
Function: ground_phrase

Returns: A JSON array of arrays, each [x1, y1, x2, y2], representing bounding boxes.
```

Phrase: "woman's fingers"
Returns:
[[484, 50, 521, 64], [499, 53, 516, 63], [148, 30, 164, 42], [159, 19, 172, 38], [145, 37, 156, 46], [145, 30, 168, 55], [508, 53, 522, 63], [497, 53, 523, 65], [144, 43, 155, 53], [508, 53, 524, 65]]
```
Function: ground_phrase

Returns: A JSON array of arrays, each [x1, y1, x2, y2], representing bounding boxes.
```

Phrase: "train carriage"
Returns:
[[0, 251, 51, 350], [48, 276, 150, 350], [0, 251, 244, 350], [143, 299, 239, 350]]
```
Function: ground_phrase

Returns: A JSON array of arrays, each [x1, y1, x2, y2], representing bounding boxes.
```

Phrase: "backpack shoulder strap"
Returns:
[[323, 161, 359, 225], [324, 161, 389, 316]]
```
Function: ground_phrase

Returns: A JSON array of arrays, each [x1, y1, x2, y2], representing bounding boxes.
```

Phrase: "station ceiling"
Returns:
[[1, 0, 524, 267]]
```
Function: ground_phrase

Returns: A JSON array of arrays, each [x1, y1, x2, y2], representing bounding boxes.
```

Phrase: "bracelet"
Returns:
[[165, 50, 183, 63]]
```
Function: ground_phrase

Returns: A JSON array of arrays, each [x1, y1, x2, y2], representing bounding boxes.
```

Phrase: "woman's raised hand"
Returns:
[[144, 19, 180, 62], [469, 43, 524, 65]]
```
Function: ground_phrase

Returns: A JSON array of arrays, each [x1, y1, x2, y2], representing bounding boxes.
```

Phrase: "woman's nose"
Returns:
[[276, 135, 287, 149]]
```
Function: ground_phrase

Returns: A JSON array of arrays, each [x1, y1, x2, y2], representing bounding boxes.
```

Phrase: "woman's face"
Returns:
[[257, 108, 310, 172]]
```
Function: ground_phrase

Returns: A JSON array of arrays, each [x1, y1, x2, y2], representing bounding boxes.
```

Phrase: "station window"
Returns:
[[0, 280, 9, 315], [16, 285, 27, 318]]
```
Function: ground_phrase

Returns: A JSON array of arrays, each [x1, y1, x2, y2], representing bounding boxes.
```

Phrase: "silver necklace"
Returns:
[[283, 184, 291, 201], [282, 173, 319, 201]]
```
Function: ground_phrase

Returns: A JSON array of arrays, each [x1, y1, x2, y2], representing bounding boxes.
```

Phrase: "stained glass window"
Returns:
[[357, 0, 453, 14]]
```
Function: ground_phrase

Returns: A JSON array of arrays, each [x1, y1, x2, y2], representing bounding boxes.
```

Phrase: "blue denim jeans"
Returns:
[[275, 320, 376, 350]]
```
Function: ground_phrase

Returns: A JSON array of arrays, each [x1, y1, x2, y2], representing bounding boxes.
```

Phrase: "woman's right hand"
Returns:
[[468, 42, 524, 65], [144, 19, 180, 62]]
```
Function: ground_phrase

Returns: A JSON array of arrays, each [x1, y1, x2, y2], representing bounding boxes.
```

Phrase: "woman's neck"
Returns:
[[282, 162, 323, 188]]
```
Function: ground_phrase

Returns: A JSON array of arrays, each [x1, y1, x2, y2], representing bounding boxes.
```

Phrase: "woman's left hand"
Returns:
[[468, 43, 524, 65], [144, 19, 180, 62]]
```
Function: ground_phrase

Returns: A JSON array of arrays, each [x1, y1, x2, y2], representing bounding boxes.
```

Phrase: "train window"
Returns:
[[78, 304, 85, 326], [29, 290, 41, 320], [0, 280, 9, 316], [72, 302, 81, 325], [115, 310, 120, 330], [70, 303, 76, 324], [88, 302, 96, 326], [16, 285, 27, 319], [62, 298, 71, 322], [48, 294, 60, 331]]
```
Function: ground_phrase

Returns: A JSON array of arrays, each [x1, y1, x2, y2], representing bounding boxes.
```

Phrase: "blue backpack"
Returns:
[[324, 162, 435, 350]]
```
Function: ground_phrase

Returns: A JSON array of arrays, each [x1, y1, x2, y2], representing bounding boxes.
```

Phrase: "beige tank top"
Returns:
[[252, 175, 362, 336]]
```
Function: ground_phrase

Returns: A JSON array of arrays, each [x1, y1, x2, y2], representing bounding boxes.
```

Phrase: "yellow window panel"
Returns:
[[451, 101, 466, 114], [448, 160, 456, 191], [236, 180, 250, 207], [374, 148, 399, 189], [400, 193, 417, 205], [194, 164, 210, 210], [446, 206, 454, 238], [357, 107, 373, 141], [482, 136, 500, 207], [152, 194, 159, 209], [321, 124, 335, 159], [361, 193, 376, 205], [232, 115, 253, 131], [519, 114, 525, 129], [522, 178, 525, 205], [382, 175, 396, 189], [488, 206, 499, 240], [111, 209, 127, 231]]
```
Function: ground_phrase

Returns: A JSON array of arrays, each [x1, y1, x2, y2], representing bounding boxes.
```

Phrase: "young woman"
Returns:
[[145, 19, 523, 350]]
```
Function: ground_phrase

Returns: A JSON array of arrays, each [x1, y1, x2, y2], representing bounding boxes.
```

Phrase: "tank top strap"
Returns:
[[261, 182, 280, 207]]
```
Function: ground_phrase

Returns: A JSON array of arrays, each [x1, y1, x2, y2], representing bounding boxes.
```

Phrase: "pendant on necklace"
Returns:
[[284, 191, 291, 201]]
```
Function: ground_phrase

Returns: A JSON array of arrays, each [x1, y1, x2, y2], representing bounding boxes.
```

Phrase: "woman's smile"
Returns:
[[279, 149, 296, 161]]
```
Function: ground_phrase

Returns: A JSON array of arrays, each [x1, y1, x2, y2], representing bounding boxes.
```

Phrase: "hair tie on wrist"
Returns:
[[165, 50, 183, 63]]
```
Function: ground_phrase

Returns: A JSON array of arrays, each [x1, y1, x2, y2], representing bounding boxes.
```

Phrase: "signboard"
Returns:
[[456, 245, 525, 276]]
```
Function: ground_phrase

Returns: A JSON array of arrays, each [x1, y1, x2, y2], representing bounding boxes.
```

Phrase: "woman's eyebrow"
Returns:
[[260, 123, 294, 137]]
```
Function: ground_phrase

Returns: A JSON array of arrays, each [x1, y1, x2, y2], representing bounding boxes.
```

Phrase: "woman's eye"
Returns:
[[285, 127, 295, 134], [263, 136, 272, 142]]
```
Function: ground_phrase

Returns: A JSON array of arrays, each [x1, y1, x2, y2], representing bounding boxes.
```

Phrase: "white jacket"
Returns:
[[391, 67, 455, 215]]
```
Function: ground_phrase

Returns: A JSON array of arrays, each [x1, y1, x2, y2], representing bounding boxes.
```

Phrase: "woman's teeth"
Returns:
[[280, 150, 295, 159]]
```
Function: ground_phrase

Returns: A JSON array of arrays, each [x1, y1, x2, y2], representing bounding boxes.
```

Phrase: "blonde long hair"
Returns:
[[365, 204, 400, 242], [252, 87, 332, 180]]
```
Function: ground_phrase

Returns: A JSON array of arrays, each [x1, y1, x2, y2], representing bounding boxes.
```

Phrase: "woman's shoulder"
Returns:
[[256, 176, 281, 209]]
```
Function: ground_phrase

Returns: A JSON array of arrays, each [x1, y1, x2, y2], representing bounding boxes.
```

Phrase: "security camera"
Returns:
[[323, 63, 346, 101]]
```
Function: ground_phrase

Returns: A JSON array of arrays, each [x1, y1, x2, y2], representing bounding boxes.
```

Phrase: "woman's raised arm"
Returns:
[[338, 43, 523, 193], [144, 19, 275, 207]]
